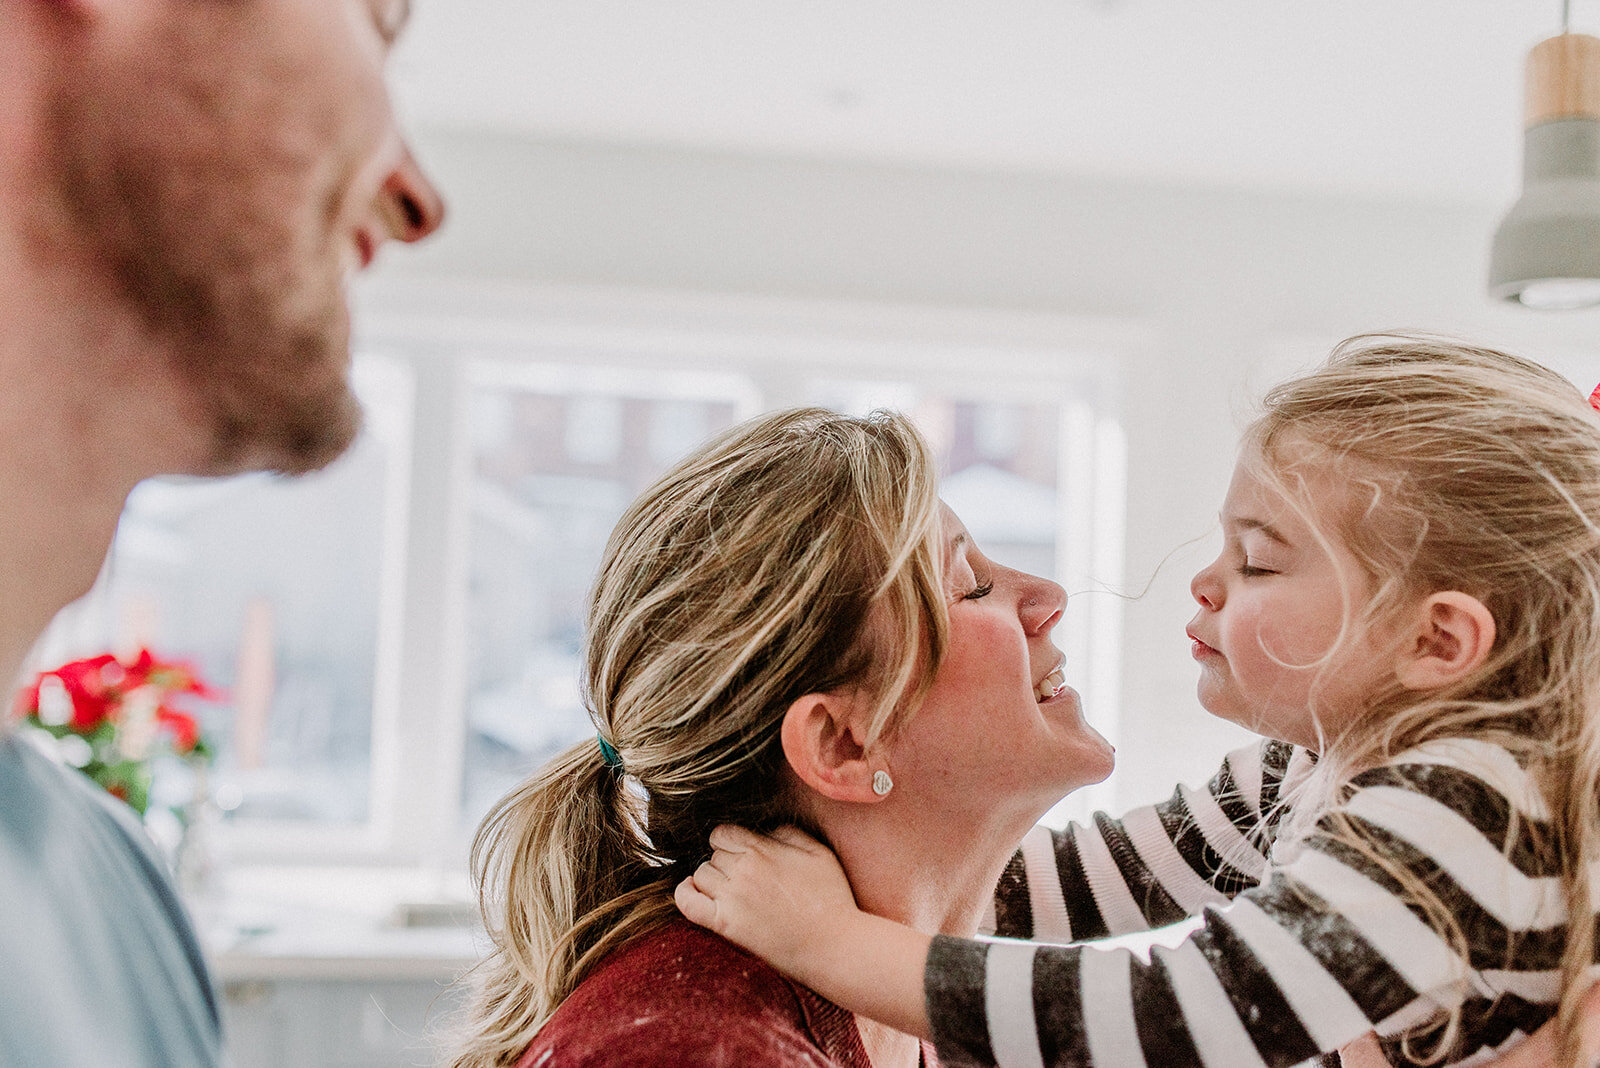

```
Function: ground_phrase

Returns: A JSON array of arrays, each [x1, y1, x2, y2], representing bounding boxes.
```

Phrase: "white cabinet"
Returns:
[[206, 867, 484, 1068], [223, 976, 469, 1068]]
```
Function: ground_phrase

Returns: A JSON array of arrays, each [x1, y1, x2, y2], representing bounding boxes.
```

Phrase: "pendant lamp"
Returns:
[[1488, 17, 1600, 310]]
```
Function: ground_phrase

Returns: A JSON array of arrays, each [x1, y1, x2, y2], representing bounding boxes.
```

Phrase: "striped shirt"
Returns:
[[926, 737, 1581, 1068]]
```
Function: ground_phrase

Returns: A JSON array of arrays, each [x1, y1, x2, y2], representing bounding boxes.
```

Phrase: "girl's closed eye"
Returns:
[[1236, 562, 1277, 578]]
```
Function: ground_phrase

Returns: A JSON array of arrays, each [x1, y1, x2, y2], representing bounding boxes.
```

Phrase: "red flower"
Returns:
[[12, 648, 221, 815], [12, 680, 39, 722], [155, 706, 200, 755], [125, 648, 222, 701], [47, 654, 120, 731], [122, 648, 156, 688]]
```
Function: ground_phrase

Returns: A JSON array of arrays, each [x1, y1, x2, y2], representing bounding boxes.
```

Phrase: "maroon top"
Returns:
[[516, 919, 935, 1067]]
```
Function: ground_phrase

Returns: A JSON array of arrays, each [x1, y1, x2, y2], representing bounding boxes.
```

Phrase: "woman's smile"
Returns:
[[1034, 660, 1067, 702]]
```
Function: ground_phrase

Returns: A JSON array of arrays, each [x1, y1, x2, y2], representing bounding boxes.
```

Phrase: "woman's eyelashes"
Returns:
[[963, 577, 995, 601]]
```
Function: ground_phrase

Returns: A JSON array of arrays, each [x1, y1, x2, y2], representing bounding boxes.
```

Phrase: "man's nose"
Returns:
[[378, 145, 445, 243]]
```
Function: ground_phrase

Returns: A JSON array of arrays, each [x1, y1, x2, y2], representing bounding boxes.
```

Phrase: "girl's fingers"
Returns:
[[1334, 1034, 1387, 1068], [770, 824, 825, 853], [673, 877, 716, 928], [708, 824, 763, 852], [1581, 979, 1600, 1062], [692, 859, 730, 893], [710, 822, 824, 858]]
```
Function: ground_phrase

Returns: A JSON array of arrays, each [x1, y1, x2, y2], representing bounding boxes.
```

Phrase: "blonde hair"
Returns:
[[1245, 334, 1600, 1067], [448, 407, 947, 1068]]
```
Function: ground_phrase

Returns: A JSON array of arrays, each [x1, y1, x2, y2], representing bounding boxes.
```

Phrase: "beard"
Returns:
[[42, 27, 364, 477]]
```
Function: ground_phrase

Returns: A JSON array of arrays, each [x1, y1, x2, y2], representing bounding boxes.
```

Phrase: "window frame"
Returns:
[[77, 280, 1141, 866]]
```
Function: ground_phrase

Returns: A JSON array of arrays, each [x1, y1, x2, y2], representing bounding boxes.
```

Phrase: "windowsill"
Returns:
[[201, 865, 486, 984], [200, 867, 1200, 985]]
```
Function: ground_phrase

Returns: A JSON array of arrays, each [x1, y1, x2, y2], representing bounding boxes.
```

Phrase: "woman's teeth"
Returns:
[[1035, 668, 1066, 702]]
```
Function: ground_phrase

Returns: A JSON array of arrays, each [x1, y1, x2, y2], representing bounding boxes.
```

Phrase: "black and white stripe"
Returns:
[[932, 738, 1584, 1068], [984, 740, 1289, 944]]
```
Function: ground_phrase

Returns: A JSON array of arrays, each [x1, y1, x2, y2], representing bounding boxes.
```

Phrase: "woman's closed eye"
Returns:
[[963, 578, 995, 601]]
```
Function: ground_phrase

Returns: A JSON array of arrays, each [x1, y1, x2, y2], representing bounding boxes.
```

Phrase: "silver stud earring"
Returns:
[[872, 770, 893, 796]]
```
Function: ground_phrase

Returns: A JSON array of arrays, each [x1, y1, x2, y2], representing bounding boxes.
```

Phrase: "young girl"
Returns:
[[676, 334, 1600, 1068]]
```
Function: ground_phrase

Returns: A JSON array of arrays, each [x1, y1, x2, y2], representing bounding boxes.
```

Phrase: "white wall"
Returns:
[[374, 127, 1600, 811]]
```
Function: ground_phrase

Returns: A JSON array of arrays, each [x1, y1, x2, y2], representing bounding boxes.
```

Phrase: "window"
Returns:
[[34, 359, 414, 828], [39, 287, 1127, 862], [460, 363, 758, 828]]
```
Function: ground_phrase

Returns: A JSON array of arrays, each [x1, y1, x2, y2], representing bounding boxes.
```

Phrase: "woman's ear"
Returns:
[[780, 692, 889, 804], [1396, 591, 1496, 691]]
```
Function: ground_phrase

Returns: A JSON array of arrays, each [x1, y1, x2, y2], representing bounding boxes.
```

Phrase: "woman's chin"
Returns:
[[1037, 732, 1115, 801], [1076, 731, 1117, 787], [1045, 687, 1116, 785]]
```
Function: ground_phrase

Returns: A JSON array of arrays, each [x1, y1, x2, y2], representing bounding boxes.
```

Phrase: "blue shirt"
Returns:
[[0, 732, 221, 1066]]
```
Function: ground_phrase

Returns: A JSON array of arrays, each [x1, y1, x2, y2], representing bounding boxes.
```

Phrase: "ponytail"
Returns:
[[448, 742, 675, 1068]]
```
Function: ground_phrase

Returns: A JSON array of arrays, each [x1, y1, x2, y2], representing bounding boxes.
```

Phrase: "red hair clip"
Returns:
[[1590, 382, 1600, 412]]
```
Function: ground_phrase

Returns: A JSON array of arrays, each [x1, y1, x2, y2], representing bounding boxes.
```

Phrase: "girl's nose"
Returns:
[[1190, 562, 1222, 611]]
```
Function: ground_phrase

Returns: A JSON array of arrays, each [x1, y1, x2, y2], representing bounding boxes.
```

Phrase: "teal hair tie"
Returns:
[[596, 733, 624, 771]]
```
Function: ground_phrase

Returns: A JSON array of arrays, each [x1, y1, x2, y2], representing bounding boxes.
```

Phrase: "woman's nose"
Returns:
[[1021, 576, 1067, 634], [377, 144, 446, 244]]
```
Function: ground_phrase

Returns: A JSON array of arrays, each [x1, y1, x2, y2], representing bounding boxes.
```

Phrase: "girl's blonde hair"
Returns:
[[1245, 333, 1600, 1067], [448, 407, 947, 1068]]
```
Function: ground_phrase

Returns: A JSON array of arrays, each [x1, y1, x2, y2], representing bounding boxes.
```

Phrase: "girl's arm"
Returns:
[[679, 743, 1560, 1068], [674, 824, 936, 1038], [989, 739, 1292, 942]]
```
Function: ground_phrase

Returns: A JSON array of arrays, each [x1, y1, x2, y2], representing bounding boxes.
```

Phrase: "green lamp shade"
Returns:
[[1484, 118, 1600, 306], [1490, 118, 1600, 309]]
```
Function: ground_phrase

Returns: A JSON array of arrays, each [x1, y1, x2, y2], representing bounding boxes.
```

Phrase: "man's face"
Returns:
[[43, 0, 442, 475]]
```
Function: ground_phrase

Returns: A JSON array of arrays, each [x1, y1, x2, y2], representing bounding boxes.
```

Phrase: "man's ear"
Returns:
[[780, 692, 888, 804], [1396, 591, 1496, 691]]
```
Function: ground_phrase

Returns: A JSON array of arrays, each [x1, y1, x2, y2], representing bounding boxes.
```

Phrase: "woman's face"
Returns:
[[883, 505, 1114, 830]]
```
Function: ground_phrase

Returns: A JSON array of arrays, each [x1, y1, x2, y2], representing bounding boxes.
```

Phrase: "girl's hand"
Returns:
[[1456, 981, 1600, 1068], [674, 824, 859, 983], [1339, 980, 1600, 1067], [675, 823, 936, 1038]]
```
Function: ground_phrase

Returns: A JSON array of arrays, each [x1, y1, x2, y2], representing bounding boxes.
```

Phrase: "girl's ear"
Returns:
[[780, 692, 889, 804], [1396, 591, 1496, 691]]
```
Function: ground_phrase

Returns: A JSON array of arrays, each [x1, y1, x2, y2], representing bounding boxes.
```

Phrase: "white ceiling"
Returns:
[[390, 1, 1578, 205]]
